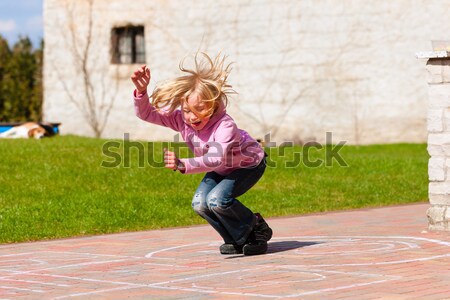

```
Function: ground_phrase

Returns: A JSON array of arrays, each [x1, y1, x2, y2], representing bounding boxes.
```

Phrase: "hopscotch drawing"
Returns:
[[1, 234, 450, 299]]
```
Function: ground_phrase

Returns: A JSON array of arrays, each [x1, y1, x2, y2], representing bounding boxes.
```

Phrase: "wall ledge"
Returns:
[[416, 51, 450, 59]]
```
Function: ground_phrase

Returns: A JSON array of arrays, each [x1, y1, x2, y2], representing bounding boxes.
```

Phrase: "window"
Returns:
[[111, 26, 145, 64]]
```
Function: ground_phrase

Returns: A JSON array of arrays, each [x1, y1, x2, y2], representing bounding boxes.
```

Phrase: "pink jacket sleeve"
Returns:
[[133, 90, 183, 132], [179, 121, 240, 174]]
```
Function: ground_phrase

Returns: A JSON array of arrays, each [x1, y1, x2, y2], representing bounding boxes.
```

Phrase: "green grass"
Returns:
[[0, 135, 428, 243]]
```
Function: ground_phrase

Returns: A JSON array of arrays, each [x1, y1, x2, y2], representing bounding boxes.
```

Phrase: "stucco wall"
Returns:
[[43, 0, 450, 144]]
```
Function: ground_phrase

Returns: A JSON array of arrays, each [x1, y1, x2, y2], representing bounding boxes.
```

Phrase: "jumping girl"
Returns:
[[131, 53, 272, 255]]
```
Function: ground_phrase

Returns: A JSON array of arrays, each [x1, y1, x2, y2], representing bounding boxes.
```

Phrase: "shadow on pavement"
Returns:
[[225, 241, 321, 259], [267, 241, 321, 254]]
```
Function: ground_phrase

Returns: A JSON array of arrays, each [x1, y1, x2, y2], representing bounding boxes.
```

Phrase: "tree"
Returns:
[[0, 35, 12, 121], [31, 39, 44, 121], [0, 36, 43, 122]]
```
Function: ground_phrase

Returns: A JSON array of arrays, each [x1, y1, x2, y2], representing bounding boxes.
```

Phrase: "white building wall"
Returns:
[[43, 0, 450, 144]]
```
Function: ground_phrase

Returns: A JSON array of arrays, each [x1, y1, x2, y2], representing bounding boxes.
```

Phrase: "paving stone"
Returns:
[[0, 203, 449, 299]]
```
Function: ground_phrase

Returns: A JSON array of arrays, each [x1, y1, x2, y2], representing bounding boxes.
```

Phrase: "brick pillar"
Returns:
[[418, 47, 450, 230]]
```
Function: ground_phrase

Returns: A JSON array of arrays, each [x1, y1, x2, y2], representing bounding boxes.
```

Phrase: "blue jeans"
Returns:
[[191, 158, 266, 245]]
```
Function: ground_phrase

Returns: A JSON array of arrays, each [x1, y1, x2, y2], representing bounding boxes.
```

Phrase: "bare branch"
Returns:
[[52, 0, 118, 138]]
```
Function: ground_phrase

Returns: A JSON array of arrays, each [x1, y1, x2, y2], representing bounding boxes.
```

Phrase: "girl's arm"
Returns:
[[134, 91, 183, 132], [132, 65, 183, 132]]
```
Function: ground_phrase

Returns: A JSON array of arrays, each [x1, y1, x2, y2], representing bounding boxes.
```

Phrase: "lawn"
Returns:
[[0, 135, 428, 243]]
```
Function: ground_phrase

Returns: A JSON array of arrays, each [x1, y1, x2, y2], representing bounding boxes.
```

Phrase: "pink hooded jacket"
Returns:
[[134, 90, 265, 175]]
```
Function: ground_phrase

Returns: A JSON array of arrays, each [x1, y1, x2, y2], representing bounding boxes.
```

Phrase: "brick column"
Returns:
[[417, 47, 450, 230]]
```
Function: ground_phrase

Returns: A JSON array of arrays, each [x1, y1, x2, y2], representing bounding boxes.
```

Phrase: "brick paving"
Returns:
[[1, 203, 450, 299]]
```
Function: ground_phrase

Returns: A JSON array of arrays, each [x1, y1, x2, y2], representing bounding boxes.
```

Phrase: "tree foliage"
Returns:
[[0, 35, 43, 122]]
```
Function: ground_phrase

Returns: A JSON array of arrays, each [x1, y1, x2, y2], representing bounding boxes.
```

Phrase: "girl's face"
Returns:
[[182, 93, 211, 131]]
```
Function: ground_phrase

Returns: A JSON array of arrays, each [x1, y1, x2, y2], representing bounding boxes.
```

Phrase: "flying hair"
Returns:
[[150, 52, 235, 119]]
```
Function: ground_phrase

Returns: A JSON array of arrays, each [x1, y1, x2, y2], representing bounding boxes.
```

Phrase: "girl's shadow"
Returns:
[[267, 241, 321, 254], [225, 240, 320, 259]]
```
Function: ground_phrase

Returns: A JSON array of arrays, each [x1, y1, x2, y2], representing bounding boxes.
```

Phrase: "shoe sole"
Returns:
[[220, 244, 243, 255], [220, 249, 243, 255]]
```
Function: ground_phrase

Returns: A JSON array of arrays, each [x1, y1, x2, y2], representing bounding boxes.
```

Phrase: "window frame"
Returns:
[[111, 25, 145, 64]]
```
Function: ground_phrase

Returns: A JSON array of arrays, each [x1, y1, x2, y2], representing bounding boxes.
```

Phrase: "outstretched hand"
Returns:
[[164, 148, 179, 171], [131, 65, 151, 94]]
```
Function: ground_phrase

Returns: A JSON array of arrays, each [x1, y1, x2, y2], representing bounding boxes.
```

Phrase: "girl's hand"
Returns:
[[131, 65, 151, 94], [164, 148, 181, 171]]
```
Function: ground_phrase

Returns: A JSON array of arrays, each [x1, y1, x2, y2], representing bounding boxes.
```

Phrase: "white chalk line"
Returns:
[[0, 259, 47, 267], [6, 271, 146, 293], [267, 268, 399, 298], [287, 265, 401, 297], [134, 235, 450, 298], [0, 252, 39, 258], [0, 256, 272, 299], [144, 242, 206, 258], [0, 267, 276, 299], [263, 235, 450, 266], [143, 235, 450, 261], [0, 257, 144, 276], [0, 285, 44, 293], [148, 268, 258, 287], [165, 265, 401, 298], [0, 250, 146, 279], [147, 273, 397, 299], [53, 286, 140, 299], [286, 278, 394, 297], [142, 262, 205, 270], [281, 235, 450, 247], [191, 269, 326, 291], [0, 256, 247, 298], [0, 250, 143, 262], [142, 284, 284, 299], [43, 250, 143, 259], [1, 267, 285, 299], [297, 241, 411, 255], [379, 240, 420, 249], [291, 239, 420, 256], [0, 262, 405, 299], [0, 235, 448, 298], [0, 277, 70, 288]]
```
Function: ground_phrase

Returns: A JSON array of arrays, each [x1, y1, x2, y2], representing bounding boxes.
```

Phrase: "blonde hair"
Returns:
[[150, 52, 234, 119]]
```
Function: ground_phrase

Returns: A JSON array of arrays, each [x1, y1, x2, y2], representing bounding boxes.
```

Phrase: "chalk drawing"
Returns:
[[0, 235, 448, 299]]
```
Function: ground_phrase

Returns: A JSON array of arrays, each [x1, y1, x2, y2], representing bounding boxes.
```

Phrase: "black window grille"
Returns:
[[111, 26, 145, 64]]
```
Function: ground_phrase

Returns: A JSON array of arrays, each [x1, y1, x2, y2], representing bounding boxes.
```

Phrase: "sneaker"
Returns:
[[243, 231, 268, 256], [254, 213, 273, 242], [220, 243, 243, 255]]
